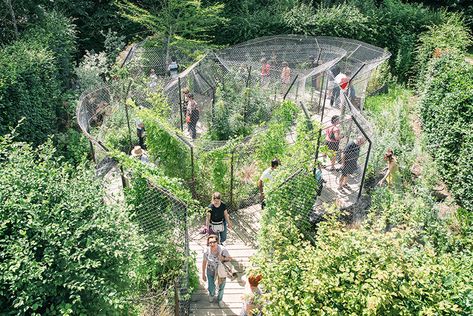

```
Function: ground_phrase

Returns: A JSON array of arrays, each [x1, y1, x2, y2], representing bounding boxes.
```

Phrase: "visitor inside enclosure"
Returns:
[[3, 2, 471, 314]]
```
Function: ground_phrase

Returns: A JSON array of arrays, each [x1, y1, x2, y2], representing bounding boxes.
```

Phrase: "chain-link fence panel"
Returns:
[[126, 178, 190, 315]]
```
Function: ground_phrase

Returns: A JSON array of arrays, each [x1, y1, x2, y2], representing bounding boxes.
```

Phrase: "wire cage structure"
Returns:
[[77, 35, 390, 313], [120, 35, 389, 207]]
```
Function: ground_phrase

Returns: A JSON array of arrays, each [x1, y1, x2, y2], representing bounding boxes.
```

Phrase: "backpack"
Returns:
[[326, 127, 337, 141]]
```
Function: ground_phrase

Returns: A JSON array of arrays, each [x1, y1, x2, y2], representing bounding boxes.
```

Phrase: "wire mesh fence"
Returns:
[[77, 35, 391, 311], [125, 178, 190, 315]]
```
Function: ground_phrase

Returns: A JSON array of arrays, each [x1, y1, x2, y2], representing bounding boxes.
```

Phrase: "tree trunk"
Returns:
[[4, 0, 19, 39], [165, 26, 172, 74]]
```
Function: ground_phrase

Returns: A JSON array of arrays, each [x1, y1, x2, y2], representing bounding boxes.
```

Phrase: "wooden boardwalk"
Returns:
[[188, 204, 261, 316]]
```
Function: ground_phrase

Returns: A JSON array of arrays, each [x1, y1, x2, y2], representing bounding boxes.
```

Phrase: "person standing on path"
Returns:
[[136, 121, 146, 149], [202, 234, 232, 308], [324, 115, 341, 170], [168, 56, 179, 79], [186, 93, 199, 140], [258, 159, 280, 209], [339, 136, 366, 191], [206, 192, 232, 245], [280, 61, 291, 89], [260, 58, 271, 86]]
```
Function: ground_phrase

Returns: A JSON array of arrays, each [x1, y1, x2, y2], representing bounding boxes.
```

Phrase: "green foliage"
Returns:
[[113, 153, 199, 303], [75, 51, 109, 91], [416, 13, 472, 86], [364, 84, 415, 182], [253, 101, 298, 168], [210, 0, 295, 45], [209, 83, 273, 141], [138, 102, 192, 181], [255, 200, 473, 315], [283, 0, 444, 81], [0, 42, 60, 145], [418, 53, 473, 210], [452, 124, 473, 211], [284, 2, 374, 40], [54, 128, 90, 165], [0, 11, 76, 146], [22, 11, 77, 88], [0, 137, 143, 315], [195, 143, 232, 202]]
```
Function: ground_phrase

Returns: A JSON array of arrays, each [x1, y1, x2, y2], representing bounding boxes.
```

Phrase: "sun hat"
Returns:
[[131, 145, 143, 157]]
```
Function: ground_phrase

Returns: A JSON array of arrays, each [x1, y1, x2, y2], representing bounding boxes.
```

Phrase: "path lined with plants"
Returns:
[[188, 206, 259, 316]]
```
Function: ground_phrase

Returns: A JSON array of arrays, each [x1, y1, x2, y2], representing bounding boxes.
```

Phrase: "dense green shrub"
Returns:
[[209, 83, 273, 141], [0, 41, 61, 145], [416, 13, 472, 86], [255, 179, 472, 315], [0, 137, 143, 314], [0, 11, 76, 146], [283, 0, 443, 81], [364, 85, 415, 182], [22, 11, 77, 89], [118, 155, 199, 299], [138, 100, 192, 180], [284, 2, 375, 41], [452, 124, 473, 211], [418, 53, 473, 210]]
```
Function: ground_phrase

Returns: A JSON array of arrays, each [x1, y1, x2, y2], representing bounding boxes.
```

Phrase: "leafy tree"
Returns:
[[116, 0, 226, 70], [0, 136, 143, 314]]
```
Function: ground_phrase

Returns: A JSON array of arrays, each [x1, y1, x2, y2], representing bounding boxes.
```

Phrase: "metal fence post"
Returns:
[[244, 66, 252, 123], [124, 81, 133, 152], [316, 72, 326, 114], [178, 77, 184, 131], [230, 148, 235, 209], [283, 74, 299, 101], [351, 115, 372, 201], [190, 146, 196, 199]]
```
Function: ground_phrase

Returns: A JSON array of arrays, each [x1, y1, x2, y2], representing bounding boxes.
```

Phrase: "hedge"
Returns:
[[0, 138, 143, 314], [418, 52, 473, 210], [0, 11, 76, 145]]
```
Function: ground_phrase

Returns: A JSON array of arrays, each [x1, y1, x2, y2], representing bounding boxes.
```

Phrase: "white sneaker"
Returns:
[[208, 295, 214, 303], [218, 300, 224, 308]]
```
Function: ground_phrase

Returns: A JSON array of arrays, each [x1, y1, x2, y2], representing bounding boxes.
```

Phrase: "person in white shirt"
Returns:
[[168, 57, 179, 78], [149, 68, 158, 91], [257, 159, 280, 209]]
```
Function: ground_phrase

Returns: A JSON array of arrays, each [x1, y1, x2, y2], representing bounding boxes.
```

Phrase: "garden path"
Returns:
[[188, 204, 260, 316]]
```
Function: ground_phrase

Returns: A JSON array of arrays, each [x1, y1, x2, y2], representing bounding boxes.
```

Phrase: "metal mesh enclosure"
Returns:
[[77, 35, 391, 313]]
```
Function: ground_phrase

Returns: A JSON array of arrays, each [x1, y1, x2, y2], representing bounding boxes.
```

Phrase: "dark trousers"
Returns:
[[188, 111, 199, 139]]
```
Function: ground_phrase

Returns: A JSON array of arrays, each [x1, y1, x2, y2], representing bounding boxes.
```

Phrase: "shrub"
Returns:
[[418, 53, 473, 209], [284, 2, 374, 41], [0, 41, 61, 145], [0, 11, 76, 146], [0, 138, 142, 314], [416, 13, 472, 86], [22, 11, 77, 89], [255, 203, 473, 315]]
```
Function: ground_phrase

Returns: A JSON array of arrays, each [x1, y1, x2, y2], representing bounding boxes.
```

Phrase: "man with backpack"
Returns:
[[168, 57, 179, 78]]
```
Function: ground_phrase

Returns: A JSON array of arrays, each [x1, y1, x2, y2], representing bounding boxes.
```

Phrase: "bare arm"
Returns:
[[205, 211, 211, 229], [202, 256, 207, 281]]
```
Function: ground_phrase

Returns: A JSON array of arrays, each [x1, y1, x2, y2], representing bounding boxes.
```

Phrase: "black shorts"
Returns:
[[341, 163, 356, 176], [326, 140, 339, 152]]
